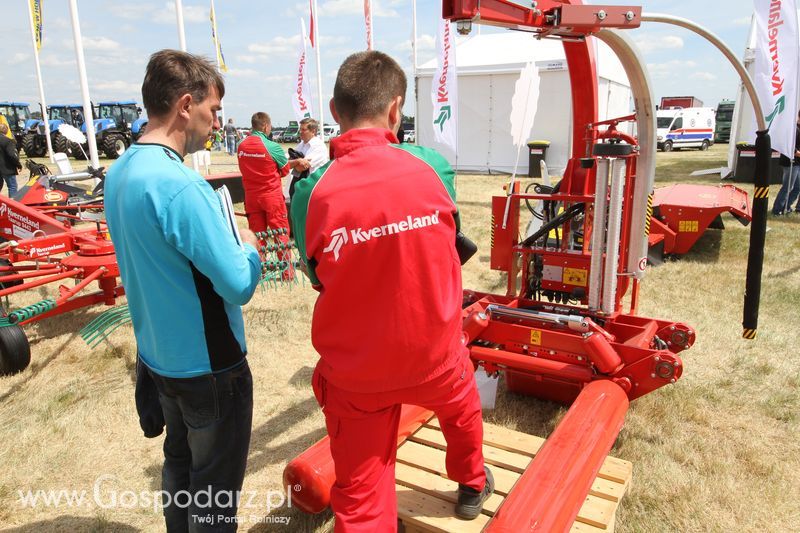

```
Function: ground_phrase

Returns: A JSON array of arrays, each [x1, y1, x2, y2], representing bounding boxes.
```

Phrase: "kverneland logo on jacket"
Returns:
[[323, 210, 440, 261]]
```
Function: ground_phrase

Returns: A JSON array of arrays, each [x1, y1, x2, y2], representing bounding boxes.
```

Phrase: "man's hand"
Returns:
[[290, 158, 311, 171], [240, 228, 260, 249]]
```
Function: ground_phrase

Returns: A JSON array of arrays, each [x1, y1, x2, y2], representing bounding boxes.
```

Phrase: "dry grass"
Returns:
[[0, 145, 798, 532]]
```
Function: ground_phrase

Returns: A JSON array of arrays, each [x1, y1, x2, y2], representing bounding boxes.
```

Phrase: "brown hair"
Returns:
[[251, 112, 271, 131], [333, 51, 406, 122], [141, 50, 225, 118], [300, 117, 319, 134]]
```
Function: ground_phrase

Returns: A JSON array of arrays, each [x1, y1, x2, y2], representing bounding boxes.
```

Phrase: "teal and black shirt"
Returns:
[[104, 143, 262, 377]]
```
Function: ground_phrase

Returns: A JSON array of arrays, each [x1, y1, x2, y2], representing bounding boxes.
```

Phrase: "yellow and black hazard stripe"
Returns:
[[644, 193, 654, 235], [742, 328, 757, 340], [490, 214, 495, 248], [752, 186, 769, 200]]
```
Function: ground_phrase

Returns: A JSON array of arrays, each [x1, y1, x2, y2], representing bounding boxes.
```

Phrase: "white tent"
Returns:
[[416, 32, 632, 174]]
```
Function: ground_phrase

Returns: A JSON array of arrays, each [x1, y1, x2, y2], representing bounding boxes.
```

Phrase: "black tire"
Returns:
[[102, 133, 127, 159], [21, 133, 37, 157], [0, 324, 31, 376], [53, 133, 69, 155], [700, 140, 709, 151], [70, 142, 88, 160], [0, 259, 22, 290], [592, 142, 634, 157], [663, 141, 673, 152]]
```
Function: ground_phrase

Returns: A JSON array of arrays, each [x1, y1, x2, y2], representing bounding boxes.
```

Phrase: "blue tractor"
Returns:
[[0, 102, 37, 153], [80, 101, 147, 159], [21, 104, 87, 158]]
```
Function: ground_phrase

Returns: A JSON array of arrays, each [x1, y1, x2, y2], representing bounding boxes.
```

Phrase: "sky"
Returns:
[[0, 0, 757, 128]]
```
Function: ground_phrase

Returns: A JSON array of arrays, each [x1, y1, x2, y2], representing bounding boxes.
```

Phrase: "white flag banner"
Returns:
[[753, 0, 799, 157], [432, 18, 457, 154], [292, 18, 313, 122]]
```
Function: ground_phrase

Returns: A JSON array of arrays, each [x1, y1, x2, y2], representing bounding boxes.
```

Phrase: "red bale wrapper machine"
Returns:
[[284, 1, 705, 531]]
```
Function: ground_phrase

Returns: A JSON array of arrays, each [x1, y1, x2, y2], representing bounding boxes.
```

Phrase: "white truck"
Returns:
[[656, 107, 716, 152]]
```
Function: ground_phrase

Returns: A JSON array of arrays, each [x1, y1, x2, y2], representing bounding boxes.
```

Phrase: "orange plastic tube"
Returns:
[[486, 380, 629, 533]]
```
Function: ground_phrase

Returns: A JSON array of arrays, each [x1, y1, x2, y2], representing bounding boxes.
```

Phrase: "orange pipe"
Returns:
[[284, 404, 433, 513], [486, 380, 629, 532], [470, 345, 593, 383]]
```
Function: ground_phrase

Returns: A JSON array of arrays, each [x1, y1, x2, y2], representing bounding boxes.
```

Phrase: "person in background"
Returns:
[[237, 111, 293, 276], [772, 111, 800, 216], [224, 117, 238, 156], [0, 114, 13, 140], [284, 117, 330, 205], [104, 49, 262, 532], [0, 123, 21, 198], [291, 50, 491, 531]]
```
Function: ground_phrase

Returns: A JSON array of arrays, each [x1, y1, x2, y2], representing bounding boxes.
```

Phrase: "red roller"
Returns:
[[470, 345, 593, 383], [582, 332, 623, 374], [486, 380, 629, 533], [283, 404, 433, 513]]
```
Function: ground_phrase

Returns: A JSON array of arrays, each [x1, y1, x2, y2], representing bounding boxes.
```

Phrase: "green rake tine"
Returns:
[[82, 311, 131, 345], [80, 306, 130, 339], [82, 310, 131, 344], [86, 315, 132, 349]]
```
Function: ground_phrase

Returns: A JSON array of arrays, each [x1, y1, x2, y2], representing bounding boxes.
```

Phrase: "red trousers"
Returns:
[[245, 193, 289, 237], [245, 193, 290, 264], [312, 355, 486, 533]]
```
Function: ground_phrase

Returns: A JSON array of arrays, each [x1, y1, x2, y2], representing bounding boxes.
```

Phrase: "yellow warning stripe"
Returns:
[[490, 215, 495, 248], [644, 193, 653, 235], [753, 187, 769, 199], [742, 328, 757, 340]]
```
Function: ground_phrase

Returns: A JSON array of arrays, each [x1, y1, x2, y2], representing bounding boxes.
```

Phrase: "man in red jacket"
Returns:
[[291, 51, 491, 532], [237, 112, 293, 273]]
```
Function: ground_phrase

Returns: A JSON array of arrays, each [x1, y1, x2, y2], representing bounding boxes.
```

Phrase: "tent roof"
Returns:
[[418, 32, 629, 86]]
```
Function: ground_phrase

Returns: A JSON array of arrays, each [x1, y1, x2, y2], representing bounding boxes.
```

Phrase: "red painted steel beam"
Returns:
[[284, 404, 433, 513], [471, 345, 593, 383], [486, 380, 629, 533]]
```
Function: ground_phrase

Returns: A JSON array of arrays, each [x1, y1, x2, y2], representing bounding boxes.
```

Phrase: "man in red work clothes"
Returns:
[[237, 111, 290, 243], [291, 50, 492, 531]]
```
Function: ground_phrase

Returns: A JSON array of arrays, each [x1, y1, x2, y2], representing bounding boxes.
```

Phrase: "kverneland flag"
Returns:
[[432, 18, 457, 154], [364, 0, 373, 50], [753, 0, 799, 158], [292, 18, 313, 122]]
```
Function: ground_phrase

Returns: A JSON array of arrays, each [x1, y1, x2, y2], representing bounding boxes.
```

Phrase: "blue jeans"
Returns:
[[148, 360, 253, 532], [226, 136, 236, 156], [772, 164, 800, 214], [1, 174, 17, 198]]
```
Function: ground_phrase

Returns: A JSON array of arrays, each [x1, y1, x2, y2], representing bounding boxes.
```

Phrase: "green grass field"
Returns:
[[0, 144, 798, 532]]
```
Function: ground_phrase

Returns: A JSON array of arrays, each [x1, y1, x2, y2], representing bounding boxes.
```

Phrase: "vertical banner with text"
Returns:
[[753, 0, 799, 157], [210, 1, 228, 72], [364, 0, 373, 50], [30, 0, 43, 51], [432, 19, 458, 155], [292, 19, 313, 122]]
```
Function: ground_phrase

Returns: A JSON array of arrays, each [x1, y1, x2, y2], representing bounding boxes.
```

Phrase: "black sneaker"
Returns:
[[455, 466, 494, 520]]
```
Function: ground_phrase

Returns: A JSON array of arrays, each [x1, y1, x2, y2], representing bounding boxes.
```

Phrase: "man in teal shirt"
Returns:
[[105, 49, 262, 532]]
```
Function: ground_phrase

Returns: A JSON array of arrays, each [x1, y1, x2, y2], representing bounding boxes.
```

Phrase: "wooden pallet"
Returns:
[[396, 417, 632, 533]]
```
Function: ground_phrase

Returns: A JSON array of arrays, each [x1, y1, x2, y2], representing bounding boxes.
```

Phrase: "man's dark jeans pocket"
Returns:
[[173, 375, 220, 430]]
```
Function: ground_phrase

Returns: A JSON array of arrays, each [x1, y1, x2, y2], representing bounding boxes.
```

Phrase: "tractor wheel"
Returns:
[[70, 142, 87, 160], [0, 324, 31, 376], [663, 141, 673, 152], [0, 259, 21, 290], [53, 133, 69, 155], [103, 134, 127, 159], [700, 140, 709, 151], [21, 133, 37, 157]]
